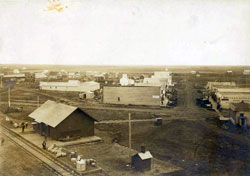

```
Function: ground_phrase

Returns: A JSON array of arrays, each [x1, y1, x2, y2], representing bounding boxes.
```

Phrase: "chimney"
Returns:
[[141, 145, 146, 153]]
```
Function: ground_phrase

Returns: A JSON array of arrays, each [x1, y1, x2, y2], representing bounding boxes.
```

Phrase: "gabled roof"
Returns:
[[29, 100, 97, 128], [137, 151, 153, 160]]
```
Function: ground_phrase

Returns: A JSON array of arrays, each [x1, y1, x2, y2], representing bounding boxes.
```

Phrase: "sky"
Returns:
[[0, 0, 249, 65]]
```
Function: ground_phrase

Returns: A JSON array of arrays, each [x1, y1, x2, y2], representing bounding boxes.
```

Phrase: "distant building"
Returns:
[[103, 86, 164, 106], [3, 74, 26, 82], [132, 146, 153, 171], [35, 72, 47, 80], [139, 69, 173, 87], [216, 92, 250, 109], [119, 74, 134, 86], [206, 82, 236, 91], [13, 69, 20, 74], [68, 72, 81, 79], [243, 70, 250, 75], [79, 91, 95, 99], [40, 80, 100, 92], [48, 71, 59, 79], [229, 102, 250, 127], [29, 100, 97, 140], [94, 74, 105, 82]]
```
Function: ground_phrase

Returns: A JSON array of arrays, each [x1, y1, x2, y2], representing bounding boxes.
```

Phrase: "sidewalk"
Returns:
[[9, 125, 102, 149]]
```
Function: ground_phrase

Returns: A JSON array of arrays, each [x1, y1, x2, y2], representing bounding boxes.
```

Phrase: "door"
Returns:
[[41, 123, 46, 136], [241, 118, 246, 127]]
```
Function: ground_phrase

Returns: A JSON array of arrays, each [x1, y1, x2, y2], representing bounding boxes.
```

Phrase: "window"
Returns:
[[118, 97, 120, 101]]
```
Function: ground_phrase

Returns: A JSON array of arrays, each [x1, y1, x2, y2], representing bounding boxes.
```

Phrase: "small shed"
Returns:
[[79, 91, 94, 99], [132, 146, 153, 171], [29, 100, 97, 140]]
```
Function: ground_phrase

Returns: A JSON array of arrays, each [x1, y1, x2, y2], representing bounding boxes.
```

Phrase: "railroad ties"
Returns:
[[0, 124, 79, 176]]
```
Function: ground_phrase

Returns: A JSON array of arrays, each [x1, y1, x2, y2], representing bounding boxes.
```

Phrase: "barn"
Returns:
[[29, 100, 97, 140], [103, 86, 162, 106]]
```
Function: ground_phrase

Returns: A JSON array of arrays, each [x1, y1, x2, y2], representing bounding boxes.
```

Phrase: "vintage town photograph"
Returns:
[[0, 0, 250, 176]]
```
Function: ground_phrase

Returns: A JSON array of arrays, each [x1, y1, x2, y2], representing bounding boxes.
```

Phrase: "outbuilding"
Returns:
[[132, 146, 153, 171], [29, 100, 97, 140]]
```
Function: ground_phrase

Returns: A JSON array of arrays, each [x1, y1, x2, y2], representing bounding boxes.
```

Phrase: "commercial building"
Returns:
[[142, 71, 172, 86], [103, 86, 163, 106], [229, 102, 250, 127], [3, 74, 26, 82], [40, 80, 100, 92], [29, 100, 97, 140], [206, 82, 236, 91], [215, 87, 250, 93], [216, 92, 250, 109]]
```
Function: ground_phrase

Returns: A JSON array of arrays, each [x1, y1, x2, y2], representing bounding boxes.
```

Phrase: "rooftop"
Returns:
[[40, 80, 99, 87], [231, 102, 250, 112], [137, 151, 153, 160], [29, 100, 96, 127]]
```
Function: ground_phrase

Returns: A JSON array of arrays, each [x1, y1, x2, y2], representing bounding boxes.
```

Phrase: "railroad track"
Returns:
[[0, 123, 80, 176]]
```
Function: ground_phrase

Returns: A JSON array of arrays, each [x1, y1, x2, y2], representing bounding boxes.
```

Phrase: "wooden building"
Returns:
[[229, 101, 250, 127], [29, 100, 97, 140], [216, 92, 250, 109], [132, 146, 153, 171], [3, 74, 26, 82], [103, 86, 162, 106], [40, 80, 100, 92]]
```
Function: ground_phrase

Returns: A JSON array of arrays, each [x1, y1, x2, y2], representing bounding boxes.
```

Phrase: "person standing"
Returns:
[[42, 140, 46, 149], [21, 122, 25, 133]]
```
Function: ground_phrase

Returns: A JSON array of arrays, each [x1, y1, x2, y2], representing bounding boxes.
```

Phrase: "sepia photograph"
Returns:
[[0, 0, 250, 175]]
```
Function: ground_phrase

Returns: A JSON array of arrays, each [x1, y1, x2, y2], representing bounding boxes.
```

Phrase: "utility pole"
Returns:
[[128, 113, 131, 165], [0, 75, 2, 88], [8, 87, 10, 108], [37, 96, 39, 108]]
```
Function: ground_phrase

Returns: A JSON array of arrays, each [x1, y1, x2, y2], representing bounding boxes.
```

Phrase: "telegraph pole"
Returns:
[[37, 96, 40, 108], [8, 87, 10, 108], [0, 75, 2, 88], [128, 113, 131, 165]]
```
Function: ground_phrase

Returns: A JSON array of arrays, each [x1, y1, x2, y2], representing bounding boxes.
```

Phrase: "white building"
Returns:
[[35, 72, 47, 79], [216, 92, 250, 109], [40, 80, 100, 92], [13, 69, 20, 74], [43, 70, 49, 74], [142, 69, 173, 86], [119, 74, 134, 86], [243, 70, 250, 75], [206, 82, 236, 91]]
